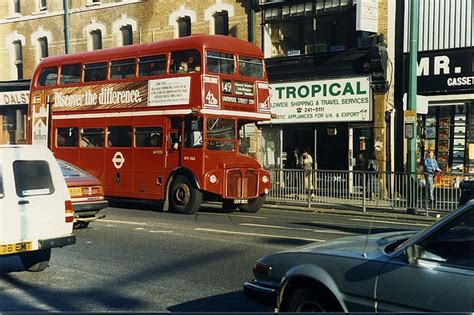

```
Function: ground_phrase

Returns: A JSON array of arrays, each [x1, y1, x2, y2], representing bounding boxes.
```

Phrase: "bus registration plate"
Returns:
[[0, 241, 33, 255], [234, 199, 248, 204]]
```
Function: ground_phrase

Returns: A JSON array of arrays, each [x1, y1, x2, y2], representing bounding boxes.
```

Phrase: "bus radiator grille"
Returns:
[[225, 169, 258, 199]]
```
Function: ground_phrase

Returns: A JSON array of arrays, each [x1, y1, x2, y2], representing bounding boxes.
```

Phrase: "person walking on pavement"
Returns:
[[366, 151, 379, 200], [424, 150, 441, 204], [300, 148, 315, 197]]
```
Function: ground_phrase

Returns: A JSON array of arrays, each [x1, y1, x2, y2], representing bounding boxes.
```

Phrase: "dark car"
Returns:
[[459, 179, 474, 206], [244, 201, 474, 312], [57, 159, 108, 229]]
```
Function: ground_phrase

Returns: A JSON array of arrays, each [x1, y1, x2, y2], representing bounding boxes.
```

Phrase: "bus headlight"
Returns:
[[262, 175, 269, 183], [209, 175, 218, 184]]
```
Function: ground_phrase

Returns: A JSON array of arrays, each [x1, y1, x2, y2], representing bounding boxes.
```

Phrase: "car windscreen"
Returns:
[[13, 161, 54, 197]]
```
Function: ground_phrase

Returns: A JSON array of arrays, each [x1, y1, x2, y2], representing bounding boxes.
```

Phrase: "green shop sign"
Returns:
[[269, 76, 372, 124]]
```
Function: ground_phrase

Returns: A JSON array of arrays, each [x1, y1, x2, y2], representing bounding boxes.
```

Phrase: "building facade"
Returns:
[[257, 0, 395, 186], [0, 0, 261, 144], [395, 0, 473, 177]]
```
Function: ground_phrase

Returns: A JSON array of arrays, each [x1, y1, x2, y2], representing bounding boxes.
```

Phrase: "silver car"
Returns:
[[244, 201, 474, 312]]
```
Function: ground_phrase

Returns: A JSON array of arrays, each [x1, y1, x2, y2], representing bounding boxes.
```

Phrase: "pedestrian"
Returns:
[[424, 150, 441, 204], [366, 151, 379, 199], [300, 148, 314, 196]]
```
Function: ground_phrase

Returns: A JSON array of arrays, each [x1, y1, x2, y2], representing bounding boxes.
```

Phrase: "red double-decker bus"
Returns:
[[28, 35, 271, 214]]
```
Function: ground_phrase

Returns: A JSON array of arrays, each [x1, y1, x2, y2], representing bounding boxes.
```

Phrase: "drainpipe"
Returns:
[[248, 0, 256, 44], [63, 0, 71, 54]]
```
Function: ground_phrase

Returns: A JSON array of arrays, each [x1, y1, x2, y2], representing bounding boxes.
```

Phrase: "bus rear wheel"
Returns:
[[170, 175, 202, 214], [238, 195, 266, 213]]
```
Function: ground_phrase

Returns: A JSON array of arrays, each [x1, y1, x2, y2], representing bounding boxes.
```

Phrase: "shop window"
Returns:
[[60, 64, 81, 85], [110, 58, 136, 80], [121, 25, 133, 46], [91, 30, 102, 50], [138, 54, 166, 77], [178, 16, 191, 37], [214, 11, 229, 36]]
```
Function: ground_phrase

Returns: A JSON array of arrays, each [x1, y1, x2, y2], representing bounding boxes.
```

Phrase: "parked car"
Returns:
[[244, 201, 474, 312], [57, 159, 108, 229], [459, 179, 474, 206], [0, 145, 75, 272]]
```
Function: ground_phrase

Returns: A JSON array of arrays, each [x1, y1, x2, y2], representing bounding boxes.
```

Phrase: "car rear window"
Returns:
[[13, 161, 55, 197], [58, 160, 89, 178]]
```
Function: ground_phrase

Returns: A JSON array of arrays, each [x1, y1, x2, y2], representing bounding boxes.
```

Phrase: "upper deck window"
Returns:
[[139, 55, 166, 77], [206, 51, 234, 75], [84, 62, 107, 82], [170, 50, 201, 74], [110, 58, 136, 80], [238, 56, 264, 78], [38, 66, 58, 86], [60, 64, 81, 85]]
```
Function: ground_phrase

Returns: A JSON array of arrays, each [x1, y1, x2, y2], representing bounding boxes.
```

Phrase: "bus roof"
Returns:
[[36, 35, 264, 68]]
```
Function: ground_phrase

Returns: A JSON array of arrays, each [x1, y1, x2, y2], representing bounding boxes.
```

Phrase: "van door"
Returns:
[[1, 151, 66, 245]]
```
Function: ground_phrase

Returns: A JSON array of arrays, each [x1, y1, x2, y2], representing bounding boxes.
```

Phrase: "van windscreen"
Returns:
[[13, 161, 55, 197]]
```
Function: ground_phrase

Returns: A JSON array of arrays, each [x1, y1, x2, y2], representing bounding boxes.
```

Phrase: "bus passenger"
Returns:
[[150, 134, 161, 147], [177, 61, 189, 73]]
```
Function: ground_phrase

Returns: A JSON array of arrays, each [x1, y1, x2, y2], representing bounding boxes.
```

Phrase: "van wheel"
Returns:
[[238, 195, 266, 213], [20, 249, 51, 272], [170, 175, 202, 214]]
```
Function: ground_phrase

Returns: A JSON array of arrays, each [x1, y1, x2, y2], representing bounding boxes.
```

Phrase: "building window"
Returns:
[[91, 30, 102, 50], [13, 40, 23, 79], [214, 11, 229, 36], [39, 0, 47, 11], [38, 37, 48, 59], [87, 0, 100, 5], [13, 0, 21, 14], [121, 25, 133, 46], [178, 16, 191, 37]]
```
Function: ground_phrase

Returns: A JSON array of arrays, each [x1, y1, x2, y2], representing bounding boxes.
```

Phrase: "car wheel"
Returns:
[[20, 249, 51, 272], [284, 289, 325, 312], [238, 195, 266, 213], [170, 175, 202, 214]]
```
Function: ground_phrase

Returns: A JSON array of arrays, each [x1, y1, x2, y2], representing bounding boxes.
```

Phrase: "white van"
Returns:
[[0, 145, 75, 272]]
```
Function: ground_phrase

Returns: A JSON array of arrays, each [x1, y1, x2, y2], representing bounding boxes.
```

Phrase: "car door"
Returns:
[[376, 207, 474, 312]]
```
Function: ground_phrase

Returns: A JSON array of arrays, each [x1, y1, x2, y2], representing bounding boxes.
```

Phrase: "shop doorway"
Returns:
[[282, 124, 315, 169], [316, 123, 348, 170], [349, 125, 374, 193]]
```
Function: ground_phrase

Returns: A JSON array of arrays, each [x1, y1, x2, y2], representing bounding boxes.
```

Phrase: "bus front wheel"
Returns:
[[238, 195, 266, 213], [170, 175, 202, 214]]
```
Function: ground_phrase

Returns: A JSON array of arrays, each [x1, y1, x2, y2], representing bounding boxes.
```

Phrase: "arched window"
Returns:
[[178, 16, 191, 38], [91, 30, 102, 50], [38, 37, 48, 59], [13, 40, 23, 79], [121, 25, 133, 46], [214, 11, 229, 36]]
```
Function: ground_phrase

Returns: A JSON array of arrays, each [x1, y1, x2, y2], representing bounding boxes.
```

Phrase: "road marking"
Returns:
[[196, 213, 267, 219], [99, 219, 170, 226], [149, 230, 173, 233], [349, 218, 430, 227], [239, 223, 352, 235], [195, 228, 325, 242]]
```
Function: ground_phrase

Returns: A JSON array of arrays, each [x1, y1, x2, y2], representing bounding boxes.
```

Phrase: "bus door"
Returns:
[[165, 117, 182, 174], [104, 124, 133, 197], [133, 122, 166, 199]]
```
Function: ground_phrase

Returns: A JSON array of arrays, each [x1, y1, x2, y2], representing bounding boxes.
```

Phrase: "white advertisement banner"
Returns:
[[270, 77, 372, 124], [148, 77, 191, 106]]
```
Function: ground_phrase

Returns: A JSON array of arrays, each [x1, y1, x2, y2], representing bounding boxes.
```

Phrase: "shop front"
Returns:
[[259, 76, 374, 175], [401, 48, 474, 177], [0, 80, 30, 144]]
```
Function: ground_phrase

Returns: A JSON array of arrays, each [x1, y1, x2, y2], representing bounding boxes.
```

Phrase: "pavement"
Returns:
[[261, 201, 439, 223]]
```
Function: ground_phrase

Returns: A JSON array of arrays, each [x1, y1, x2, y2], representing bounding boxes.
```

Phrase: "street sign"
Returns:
[[404, 110, 416, 123]]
